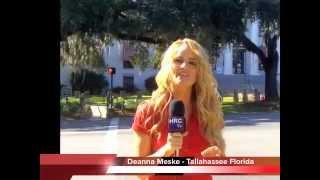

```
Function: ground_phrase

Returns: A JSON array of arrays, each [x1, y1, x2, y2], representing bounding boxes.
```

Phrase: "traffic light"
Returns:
[[106, 67, 116, 75]]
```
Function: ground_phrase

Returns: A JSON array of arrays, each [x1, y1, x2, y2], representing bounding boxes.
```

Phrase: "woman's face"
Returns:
[[171, 43, 198, 88]]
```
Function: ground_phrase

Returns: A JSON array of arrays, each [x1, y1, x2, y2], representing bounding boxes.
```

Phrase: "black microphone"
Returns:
[[168, 100, 186, 156]]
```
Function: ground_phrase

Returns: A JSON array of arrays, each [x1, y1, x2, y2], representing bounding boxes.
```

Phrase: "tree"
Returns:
[[71, 69, 106, 95], [60, 32, 110, 92], [145, 76, 157, 92], [61, 0, 245, 52], [240, 0, 280, 101], [61, 0, 280, 101], [60, 33, 108, 70], [127, 41, 154, 71]]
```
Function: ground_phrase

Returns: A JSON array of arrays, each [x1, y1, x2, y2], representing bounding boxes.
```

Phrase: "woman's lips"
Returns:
[[177, 72, 189, 78]]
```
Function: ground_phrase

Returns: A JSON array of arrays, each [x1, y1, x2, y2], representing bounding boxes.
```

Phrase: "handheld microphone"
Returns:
[[168, 100, 186, 156]]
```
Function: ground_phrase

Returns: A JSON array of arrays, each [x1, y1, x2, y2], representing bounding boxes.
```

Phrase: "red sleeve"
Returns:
[[131, 103, 153, 135]]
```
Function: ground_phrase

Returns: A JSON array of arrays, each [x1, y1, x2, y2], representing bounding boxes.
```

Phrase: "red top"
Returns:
[[132, 103, 213, 180]]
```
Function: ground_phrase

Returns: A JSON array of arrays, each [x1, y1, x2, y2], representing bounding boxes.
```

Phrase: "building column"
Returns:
[[277, 38, 280, 74], [215, 54, 224, 74], [244, 52, 251, 74], [248, 53, 260, 75], [223, 44, 233, 75], [277, 38, 280, 96], [247, 20, 260, 75]]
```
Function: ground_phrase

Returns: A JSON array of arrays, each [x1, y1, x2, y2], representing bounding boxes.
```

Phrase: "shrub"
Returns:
[[62, 101, 81, 113], [145, 76, 157, 92], [112, 86, 127, 93], [126, 85, 140, 93], [71, 69, 107, 95]]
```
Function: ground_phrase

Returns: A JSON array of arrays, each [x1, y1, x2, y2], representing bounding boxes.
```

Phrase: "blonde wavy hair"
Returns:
[[142, 38, 225, 153]]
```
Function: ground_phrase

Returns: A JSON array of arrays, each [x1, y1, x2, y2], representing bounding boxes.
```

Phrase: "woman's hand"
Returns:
[[201, 146, 225, 157], [163, 132, 188, 156]]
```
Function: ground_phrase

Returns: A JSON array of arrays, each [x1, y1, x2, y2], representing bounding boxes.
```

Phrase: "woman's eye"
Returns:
[[189, 61, 197, 66], [174, 59, 183, 63]]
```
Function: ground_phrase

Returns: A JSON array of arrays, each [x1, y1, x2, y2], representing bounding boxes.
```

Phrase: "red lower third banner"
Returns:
[[40, 155, 280, 180]]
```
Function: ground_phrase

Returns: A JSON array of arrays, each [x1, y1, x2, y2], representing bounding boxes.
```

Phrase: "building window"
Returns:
[[233, 48, 246, 74], [122, 41, 135, 69], [123, 76, 134, 89], [123, 60, 134, 69]]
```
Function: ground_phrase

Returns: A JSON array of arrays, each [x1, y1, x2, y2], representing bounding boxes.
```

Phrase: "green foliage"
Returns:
[[244, 0, 280, 33], [61, 0, 115, 39], [222, 100, 280, 114], [64, 102, 81, 113], [144, 76, 157, 92], [61, 0, 279, 66], [150, 45, 166, 69], [61, 0, 247, 46], [87, 96, 107, 105], [60, 98, 81, 113], [71, 69, 106, 94], [128, 41, 152, 71], [60, 32, 110, 72]]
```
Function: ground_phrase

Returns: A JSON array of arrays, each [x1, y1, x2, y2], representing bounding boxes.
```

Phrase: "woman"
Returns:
[[132, 38, 226, 180]]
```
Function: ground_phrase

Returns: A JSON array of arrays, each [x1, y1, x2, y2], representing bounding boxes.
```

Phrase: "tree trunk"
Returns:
[[80, 70, 87, 92], [241, 33, 279, 102], [264, 51, 279, 101]]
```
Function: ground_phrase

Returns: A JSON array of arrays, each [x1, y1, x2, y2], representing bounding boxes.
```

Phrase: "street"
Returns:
[[61, 112, 280, 180]]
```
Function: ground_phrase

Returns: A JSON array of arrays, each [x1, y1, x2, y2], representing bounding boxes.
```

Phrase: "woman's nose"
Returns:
[[180, 61, 188, 69]]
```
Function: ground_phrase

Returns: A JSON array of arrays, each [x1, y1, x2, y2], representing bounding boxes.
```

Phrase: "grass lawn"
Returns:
[[222, 101, 279, 114], [61, 95, 279, 118], [60, 97, 80, 104], [222, 96, 279, 114]]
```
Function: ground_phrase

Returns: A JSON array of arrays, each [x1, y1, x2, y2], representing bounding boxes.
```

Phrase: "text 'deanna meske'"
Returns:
[[126, 157, 255, 166]]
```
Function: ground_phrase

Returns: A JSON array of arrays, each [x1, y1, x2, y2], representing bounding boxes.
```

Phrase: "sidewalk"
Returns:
[[61, 112, 280, 156], [61, 112, 280, 132], [61, 116, 132, 132]]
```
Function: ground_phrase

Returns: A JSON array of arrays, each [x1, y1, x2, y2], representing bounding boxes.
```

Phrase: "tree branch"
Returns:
[[115, 33, 165, 44], [240, 33, 267, 66]]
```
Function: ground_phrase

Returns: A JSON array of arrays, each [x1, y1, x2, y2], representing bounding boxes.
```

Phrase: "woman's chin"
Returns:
[[174, 80, 194, 88]]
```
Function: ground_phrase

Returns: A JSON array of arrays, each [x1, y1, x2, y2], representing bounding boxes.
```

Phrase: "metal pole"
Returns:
[[110, 74, 113, 108]]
